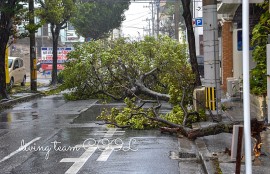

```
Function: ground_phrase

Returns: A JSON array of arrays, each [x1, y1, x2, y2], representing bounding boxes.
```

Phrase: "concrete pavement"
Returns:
[[195, 99, 270, 174]]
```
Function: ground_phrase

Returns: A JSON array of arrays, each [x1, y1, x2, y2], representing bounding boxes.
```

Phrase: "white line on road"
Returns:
[[103, 128, 117, 138], [96, 145, 123, 162], [60, 147, 97, 174], [0, 137, 41, 163], [60, 128, 122, 174], [94, 130, 125, 136]]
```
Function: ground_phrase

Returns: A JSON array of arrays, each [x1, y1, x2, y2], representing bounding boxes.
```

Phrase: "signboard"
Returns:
[[193, 18, 203, 27], [40, 47, 73, 71], [41, 47, 73, 61]]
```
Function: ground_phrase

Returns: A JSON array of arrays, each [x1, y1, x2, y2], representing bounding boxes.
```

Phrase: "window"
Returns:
[[19, 59, 23, 67], [14, 60, 19, 69], [68, 23, 75, 30], [8, 59, 13, 68], [237, 30, 253, 51]]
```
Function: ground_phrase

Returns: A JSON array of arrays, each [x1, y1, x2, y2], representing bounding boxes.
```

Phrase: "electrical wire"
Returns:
[[124, 14, 150, 23], [125, 11, 149, 15], [121, 26, 145, 29]]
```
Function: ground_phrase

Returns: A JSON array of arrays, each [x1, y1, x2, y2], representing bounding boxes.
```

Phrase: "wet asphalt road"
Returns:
[[0, 95, 180, 174]]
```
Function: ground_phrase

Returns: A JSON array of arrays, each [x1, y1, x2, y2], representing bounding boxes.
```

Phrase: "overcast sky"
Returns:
[[121, 2, 152, 39]]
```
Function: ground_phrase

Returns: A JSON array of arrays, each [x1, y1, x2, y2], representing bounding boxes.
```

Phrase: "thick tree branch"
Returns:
[[97, 90, 123, 101], [135, 79, 170, 101], [140, 68, 158, 82], [180, 88, 188, 125]]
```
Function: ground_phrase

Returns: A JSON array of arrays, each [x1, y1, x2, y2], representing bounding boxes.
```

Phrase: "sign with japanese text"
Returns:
[[40, 47, 73, 63]]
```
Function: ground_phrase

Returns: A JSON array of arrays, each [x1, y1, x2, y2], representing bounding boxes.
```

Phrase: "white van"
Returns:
[[8, 57, 27, 88]]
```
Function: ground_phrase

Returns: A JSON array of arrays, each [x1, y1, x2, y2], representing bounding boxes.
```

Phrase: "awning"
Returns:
[[217, 3, 239, 15]]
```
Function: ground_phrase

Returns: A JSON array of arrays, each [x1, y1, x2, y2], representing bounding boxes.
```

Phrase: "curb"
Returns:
[[195, 138, 219, 174], [0, 93, 43, 110]]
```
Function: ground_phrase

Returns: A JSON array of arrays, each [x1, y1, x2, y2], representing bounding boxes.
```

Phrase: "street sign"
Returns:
[[193, 18, 203, 27]]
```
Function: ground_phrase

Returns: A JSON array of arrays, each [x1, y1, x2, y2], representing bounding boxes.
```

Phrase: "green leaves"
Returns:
[[60, 36, 197, 129], [36, 0, 76, 25], [98, 98, 156, 129], [61, 36, 194, 100], [250, 1, 269, 96], [70, 0, 130, 40]]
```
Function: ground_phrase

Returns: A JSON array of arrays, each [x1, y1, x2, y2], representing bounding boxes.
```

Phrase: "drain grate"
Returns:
[[179, 152, 197, 158]]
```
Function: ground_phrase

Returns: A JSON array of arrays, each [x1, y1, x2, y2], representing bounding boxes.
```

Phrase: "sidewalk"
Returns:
[[195, 98, 270, 174], [0, 72, 51, 109]]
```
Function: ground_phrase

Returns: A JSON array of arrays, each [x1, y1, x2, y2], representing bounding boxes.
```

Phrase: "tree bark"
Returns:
[[51, 24, 60, 86], [135, 79, 170, 101], [0, 0, 16, 99], [181, 0, 201, 87]]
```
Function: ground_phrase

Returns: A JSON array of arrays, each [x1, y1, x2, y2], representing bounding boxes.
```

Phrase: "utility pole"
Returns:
[[174, 0, 180, 41], [156, 0, 160, 37], [203, 0, 220, 116], [151, 1, 155, 37], [29, 0, 37, 91], [144, 18, 151, 36], [242, 1, 252, 173]]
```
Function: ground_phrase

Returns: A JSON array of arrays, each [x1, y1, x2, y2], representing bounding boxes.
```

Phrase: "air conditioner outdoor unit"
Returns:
[[227, 78, 240, 97]]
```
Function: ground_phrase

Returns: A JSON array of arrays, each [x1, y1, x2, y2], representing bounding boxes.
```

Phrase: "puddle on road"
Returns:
[[73, 105, 115, 123], [0, 111, 35, 126], [73, 103, 126, 124]]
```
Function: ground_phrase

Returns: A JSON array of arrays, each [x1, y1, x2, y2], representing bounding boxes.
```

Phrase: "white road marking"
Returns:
[[0, 137, 41, 163], [61, 128, 123, 173], [60, 158, 86, 163], [104, 128, 117, 138], [60, 147, 97, 174], [96, 145, 123, 162], [94, 131, 125, 136]]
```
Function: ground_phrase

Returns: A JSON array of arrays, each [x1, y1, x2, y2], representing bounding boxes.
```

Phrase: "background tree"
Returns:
[[70, 0, 130, 40], [159, 1, 185, 38], [0, 0, 27, 99], [36, 0, 76, 85], [159, 0, 201, 86], [250, 1, 269, 96], [181, 0, 201, 86]]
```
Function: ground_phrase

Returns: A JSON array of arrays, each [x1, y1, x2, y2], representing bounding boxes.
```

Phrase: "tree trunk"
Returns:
[[0, 44, 9, 99], [181, 0, 201, 87], [0, 2, 14, 99], [51, 25, 60, 86]]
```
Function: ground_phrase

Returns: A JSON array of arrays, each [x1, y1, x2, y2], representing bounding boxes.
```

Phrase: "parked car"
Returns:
[[8, 56, 27, 88]]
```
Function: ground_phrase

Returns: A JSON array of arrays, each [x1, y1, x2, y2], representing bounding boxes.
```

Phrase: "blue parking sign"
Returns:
[[195, 18, 203, 27]]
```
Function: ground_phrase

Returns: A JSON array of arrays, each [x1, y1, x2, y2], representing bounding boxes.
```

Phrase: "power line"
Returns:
[[124, 14, 150, 23], [121, 26, 145, 29], [125, 11, 149, 15]]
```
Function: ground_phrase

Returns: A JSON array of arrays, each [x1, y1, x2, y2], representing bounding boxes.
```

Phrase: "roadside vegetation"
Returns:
[[250, 1, 269, 96]]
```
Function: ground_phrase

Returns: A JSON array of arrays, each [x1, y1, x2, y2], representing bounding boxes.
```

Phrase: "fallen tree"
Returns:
[[60, 36, 267, 149]]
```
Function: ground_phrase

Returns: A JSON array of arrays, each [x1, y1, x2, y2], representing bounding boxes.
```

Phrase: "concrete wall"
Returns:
[[250, 94, 267, 121]]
